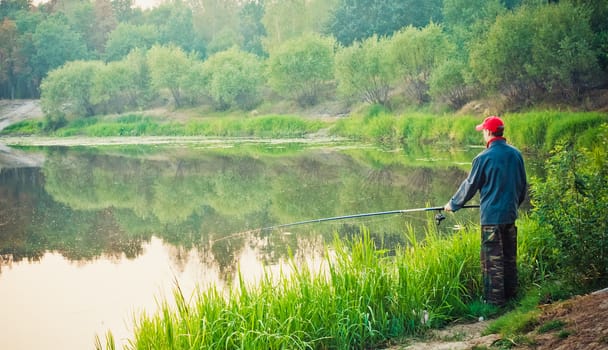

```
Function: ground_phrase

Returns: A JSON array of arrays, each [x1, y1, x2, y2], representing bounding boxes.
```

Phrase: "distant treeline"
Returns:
[[1, 0, 607, 123]]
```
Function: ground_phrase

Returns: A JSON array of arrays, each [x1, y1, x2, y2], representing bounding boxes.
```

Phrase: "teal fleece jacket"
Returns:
[[449, 139, 527, 225]]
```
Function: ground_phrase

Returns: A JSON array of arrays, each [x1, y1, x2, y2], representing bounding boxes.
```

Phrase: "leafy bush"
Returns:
[[429, 59, 471, 110], [389, 23, 453, 105], [530, 124, 608, 288], [40, 60, 104, 118], [202, 47, 265, 111], [334, 35, 393, 106], [267, 33, 336, 107]]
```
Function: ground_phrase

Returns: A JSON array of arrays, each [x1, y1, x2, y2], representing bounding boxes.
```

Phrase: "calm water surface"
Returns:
[[0, 142, 485, 349]]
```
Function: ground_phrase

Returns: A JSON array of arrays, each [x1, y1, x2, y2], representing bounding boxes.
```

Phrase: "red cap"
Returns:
[[475, 116, 504, 132]]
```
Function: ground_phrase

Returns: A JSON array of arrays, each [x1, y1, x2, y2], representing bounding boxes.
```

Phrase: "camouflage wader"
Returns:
[[481, 224, 517, 306]]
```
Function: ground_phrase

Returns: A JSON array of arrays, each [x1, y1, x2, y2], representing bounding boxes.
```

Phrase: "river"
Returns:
[[0, 140, 488, 349]]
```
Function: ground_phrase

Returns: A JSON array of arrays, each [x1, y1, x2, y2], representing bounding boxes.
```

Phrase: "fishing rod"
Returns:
[[211, 205, 480, 244], [261, 204, 480, 231]]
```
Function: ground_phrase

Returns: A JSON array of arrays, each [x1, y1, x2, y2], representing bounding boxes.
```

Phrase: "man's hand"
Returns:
[[444, 202, 453, 212]]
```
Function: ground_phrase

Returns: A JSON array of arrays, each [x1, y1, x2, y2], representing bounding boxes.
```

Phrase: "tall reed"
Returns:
[[99, 223, 488, 350]]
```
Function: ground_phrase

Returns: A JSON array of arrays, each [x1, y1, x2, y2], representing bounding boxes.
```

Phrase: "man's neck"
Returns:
[[486, 136, 506, 148]]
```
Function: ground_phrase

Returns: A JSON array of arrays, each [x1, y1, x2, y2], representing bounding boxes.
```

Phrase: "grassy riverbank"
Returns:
[[3, 109, 607, 154], [1, 113, 329, 139], [330, 110, 607, 152], [93, 215, 570, 350]]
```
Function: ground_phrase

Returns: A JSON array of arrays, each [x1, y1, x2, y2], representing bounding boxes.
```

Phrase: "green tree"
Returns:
[[267, 33, 336, 107], [202, 47, 264, 110], [91, 0, 118, 55], [389, 23, 453, 105], [110, 0, 135, 22], [146, 1, 197, 53], [104, 23, 157, 61], [527, 2, 600, 98], [238, 0, 266, 56], [181, 59, 207, 106], [469, 5, 533, 103], [31, 15, 89, 79], [0, 18, 26, 99], [567, 0, 608, 71], [40, 60, 104, 118], [260, 0, 337, 52], [441, 0, 505, 51], [10, 9, 43, 98], [91, 48, 155, 111], [0, 0, 31, 18], [262, 0, 307, 51], [334, 35, 394, 106], [120, 48, 155, 108], [307, 0, 340, 33], [206, 27, 241, 56], [470, 3, 600, 105], [327, 0, 443, 46], [58, 0, 97, 54], [11, 5, 42, 33], [147, 44, 197, 107], [190, 0, 239, 56]]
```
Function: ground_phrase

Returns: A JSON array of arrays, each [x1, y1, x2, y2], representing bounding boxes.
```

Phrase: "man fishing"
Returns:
[[444, 115, 527, 307]]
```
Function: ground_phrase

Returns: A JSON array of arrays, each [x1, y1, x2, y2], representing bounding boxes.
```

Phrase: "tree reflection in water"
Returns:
[[0, 145, 479, 283]]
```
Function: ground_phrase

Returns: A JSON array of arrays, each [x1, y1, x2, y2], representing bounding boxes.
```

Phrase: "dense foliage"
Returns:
[[469, 2, 600, 105], [530, 124, 608, 289], [1, 0, 607, 120]]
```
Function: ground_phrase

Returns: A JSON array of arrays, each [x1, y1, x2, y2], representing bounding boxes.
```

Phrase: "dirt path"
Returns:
[[515, 288, 608, 350], [384, 320, 500, 350], [0, 100, 45, 168], [0, 99, 42, 131], [385, 288, 608, 350]]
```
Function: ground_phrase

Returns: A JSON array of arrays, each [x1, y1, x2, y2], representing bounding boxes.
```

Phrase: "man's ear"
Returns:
[[482, 129, 491, 140]]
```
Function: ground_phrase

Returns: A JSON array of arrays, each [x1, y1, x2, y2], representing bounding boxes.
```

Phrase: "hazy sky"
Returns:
[[134, 0, 161, 9]]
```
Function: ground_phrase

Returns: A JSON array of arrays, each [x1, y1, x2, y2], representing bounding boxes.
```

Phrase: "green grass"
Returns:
[[329, 111, 608, 152], [50, 114, 328, 138], [506, 111, 608, 152], [538, 320, 566, 333], [96, 224, 488, 349], [0, 119, 43, 135], [4, 110, 606, 154], [483, 280, 579, 341]]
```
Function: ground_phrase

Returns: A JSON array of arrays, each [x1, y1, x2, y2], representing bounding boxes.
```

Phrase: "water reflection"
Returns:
[[0, 144, 482, 349], [1, 146, 479, 275], [0, 235, 323, 349]]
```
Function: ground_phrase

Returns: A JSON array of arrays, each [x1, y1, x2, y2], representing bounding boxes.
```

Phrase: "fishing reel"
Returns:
[[434, 212, 446, 226]]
